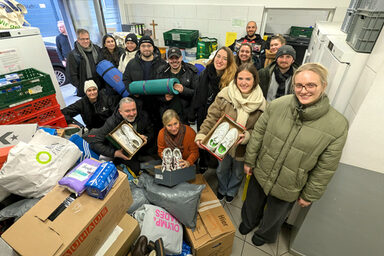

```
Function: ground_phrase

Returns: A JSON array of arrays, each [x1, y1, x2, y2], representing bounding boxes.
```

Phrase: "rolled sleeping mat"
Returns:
[[96, 60, 129, 97], [128, 78, 180, 95]]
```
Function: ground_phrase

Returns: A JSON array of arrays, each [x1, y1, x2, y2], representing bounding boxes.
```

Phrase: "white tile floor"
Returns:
[[203, 167, 294, 256]]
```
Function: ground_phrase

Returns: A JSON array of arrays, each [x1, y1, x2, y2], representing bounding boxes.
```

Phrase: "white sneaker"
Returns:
[[215, 128, 238, 158], [121, 124, 143, 152], [114, 129, 135, 153], [162, 148, 173, 172], [207, 122, 230, 151], [172, 148, 182, 170]]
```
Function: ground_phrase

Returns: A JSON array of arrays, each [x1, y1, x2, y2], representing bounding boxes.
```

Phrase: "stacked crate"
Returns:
[[0, 68, 67, 127]]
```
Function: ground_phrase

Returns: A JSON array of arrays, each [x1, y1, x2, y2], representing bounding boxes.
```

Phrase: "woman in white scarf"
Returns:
[[195, 63, 267, 203]]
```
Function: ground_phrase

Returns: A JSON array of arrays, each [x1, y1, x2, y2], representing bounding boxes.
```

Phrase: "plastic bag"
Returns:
[[134, 204, 182, 255], [0, 0, 29, 29], [0, 198, 40, 221], [127, 180, 149, 214], [139, 173, 205, 228], [0, 129, 82, 198]]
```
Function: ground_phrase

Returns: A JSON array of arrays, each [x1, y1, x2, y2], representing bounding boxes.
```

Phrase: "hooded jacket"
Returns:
[[244, 94, 348, 202]]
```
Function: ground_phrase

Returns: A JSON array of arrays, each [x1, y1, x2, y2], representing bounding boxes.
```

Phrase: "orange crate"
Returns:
[[0, 94, 58, 125], [40, 115, 67, 128], [8, 104, 63, 125]]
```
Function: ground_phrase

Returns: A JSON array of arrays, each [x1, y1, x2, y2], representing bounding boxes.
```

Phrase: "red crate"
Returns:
[[39, 115, 67, 128], [0, 94, 58, 125], [8, 104, 63, 125]]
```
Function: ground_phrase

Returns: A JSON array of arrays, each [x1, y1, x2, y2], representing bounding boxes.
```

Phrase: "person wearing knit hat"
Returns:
[[258, 44, 297, 102], [62, 79, 119, 130], [118, 33, 139, 73], [138, 35, 154, 47]]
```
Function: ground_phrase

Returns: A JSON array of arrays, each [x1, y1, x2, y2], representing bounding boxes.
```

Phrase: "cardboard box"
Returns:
[[186, 174, 236, 256], [107, 120, 145, 160], [95, 213, 140, 256], [154, 165, 196, 187], [201, 114, 245, 161], [0, 124, 37, 148], [2, 171, 133, 256]]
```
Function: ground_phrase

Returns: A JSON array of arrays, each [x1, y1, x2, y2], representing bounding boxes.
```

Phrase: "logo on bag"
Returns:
[[36, 151, 52, 164]]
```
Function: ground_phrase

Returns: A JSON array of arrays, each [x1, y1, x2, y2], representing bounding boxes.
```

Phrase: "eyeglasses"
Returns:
[[294, 83, 318, 91]]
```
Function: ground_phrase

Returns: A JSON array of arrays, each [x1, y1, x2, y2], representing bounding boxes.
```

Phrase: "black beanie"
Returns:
[[125, 33, 138, 45], [139, 35, 154, 47]]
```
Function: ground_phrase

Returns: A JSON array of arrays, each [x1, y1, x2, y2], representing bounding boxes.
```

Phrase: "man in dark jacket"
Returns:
[[123, 35, 166, 131], [258, 45, 297, 102], [229, 21, 267, 70], [67, 29, 103, 97], [156, 47, 198, 123], [55, 21, 71, 67], [88, 97, 154, 175], [61, 80, 119, 130]]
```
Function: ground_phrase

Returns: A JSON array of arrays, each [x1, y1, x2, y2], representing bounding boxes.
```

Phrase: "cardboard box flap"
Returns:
[[2, 213, 63, 256]]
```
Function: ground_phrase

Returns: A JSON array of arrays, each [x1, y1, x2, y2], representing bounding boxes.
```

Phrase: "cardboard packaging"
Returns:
[[186, 174, 235, 256], [107, 120, 145, 160], [2, 171, 132, 256], [154, 165, 196, 187], [201, 114, 245, 161], [95, 213, 140, 256], [0, 123, 37, 148]]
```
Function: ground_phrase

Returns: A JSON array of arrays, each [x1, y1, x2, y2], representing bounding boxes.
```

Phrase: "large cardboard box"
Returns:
[[2, 171, 132, 256], [186, 174, 236, 256], [0, 123, 37, 148], [95, 213, 140, 256]]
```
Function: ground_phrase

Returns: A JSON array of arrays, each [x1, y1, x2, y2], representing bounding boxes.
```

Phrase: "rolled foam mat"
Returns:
[[96, 60, 129, 97], [128, 78, 180, 95]]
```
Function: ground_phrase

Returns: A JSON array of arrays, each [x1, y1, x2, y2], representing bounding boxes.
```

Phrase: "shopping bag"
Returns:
[[0, 0, 29, 29], [0, 129, 82, 198]]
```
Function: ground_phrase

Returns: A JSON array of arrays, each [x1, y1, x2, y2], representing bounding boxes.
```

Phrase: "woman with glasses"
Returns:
[[239, 63, 349, 247]]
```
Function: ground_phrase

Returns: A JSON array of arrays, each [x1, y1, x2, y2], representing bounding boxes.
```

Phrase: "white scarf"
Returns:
[[220, 80, 266, 126]]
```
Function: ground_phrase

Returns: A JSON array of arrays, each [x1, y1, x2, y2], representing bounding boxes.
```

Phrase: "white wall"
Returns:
[[121, 0, 349, 47]]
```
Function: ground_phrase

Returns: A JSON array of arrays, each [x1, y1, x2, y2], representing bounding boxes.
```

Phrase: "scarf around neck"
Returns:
[[164, 124, 186, 153], [274, 65, 293, 99], [76, 41, 99, 79], [221, 80, 267, 126], [264, 49, 276, 68]]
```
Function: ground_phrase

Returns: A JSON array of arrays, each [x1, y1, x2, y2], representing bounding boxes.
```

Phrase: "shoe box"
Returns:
[[186, 174, 235, 256], [94, 213, 140, 256], [201, 114, 245, 161], [2, 171, 133, 256], [154, 164, 196, 187], [0, 123, 37, 148], [107, 120, 145, 160]]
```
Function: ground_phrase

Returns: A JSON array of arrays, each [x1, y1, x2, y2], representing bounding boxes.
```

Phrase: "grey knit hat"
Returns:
[[275, 45, 296, 60]]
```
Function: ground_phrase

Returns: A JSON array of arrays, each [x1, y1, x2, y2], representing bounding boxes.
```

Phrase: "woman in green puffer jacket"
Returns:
[[239, 63, 349, 247]]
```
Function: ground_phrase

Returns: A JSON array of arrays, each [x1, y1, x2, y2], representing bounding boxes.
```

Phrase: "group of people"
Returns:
[[60, 20, 349, 248]]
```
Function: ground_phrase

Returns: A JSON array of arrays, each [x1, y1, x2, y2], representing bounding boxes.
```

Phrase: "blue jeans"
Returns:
[[216, 155, 244, 197]]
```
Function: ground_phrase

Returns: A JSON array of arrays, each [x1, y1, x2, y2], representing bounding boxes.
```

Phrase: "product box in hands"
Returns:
[[2, 171, 133, 256], [107, 120, 145, 160], [201, 114, 245, 161], [186, 174, 235, 256]]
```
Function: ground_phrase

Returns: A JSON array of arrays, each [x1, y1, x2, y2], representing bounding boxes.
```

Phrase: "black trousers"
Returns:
[[241, 174, 294, 243]]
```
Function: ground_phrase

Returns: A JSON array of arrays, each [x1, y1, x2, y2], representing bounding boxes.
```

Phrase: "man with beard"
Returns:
[[123, 35, 166, 132], [258, 45, 297, 102], [229, 21, 267, 70], [156, 47, 198, 123], [88, 97, 154, 175], [67, 29, 103, 97]]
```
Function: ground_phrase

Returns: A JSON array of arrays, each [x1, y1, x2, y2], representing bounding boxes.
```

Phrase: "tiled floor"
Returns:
[[203, 168, 294, 256]]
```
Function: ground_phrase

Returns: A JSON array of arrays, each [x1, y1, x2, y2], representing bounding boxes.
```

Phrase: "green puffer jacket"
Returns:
[[244, 94, 348, 202]]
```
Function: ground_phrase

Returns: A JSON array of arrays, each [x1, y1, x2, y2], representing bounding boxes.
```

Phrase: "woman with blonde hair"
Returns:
[[190, 46, 237, 172], [240, 63, 348, 246], [158, 109, 199, 169]]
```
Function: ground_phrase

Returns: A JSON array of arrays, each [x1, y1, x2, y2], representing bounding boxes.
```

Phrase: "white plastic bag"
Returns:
[[0, 0, 29, 29], [134, 204, 183, 255], [0, 129, 81, 198]]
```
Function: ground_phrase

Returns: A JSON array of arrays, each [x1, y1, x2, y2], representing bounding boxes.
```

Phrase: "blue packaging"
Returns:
[[85, 161, 119, 199]]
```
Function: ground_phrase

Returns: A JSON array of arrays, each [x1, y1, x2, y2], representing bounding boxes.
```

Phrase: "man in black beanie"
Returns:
[[122, 35, 166, 143], [258, 45, 298, 101]]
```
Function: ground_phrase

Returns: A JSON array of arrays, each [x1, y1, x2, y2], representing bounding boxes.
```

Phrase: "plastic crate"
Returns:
[[7, 104, 63, 126], [289, 26, 314, 38], [40, 115, 67, 128], [346, 10, 384, 53], [163, 29, 199, 48], [341, 9, 356, 33], [0, 94, 58, 125], [0, 68, 56, 110], [357, 0, 384, 11]]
